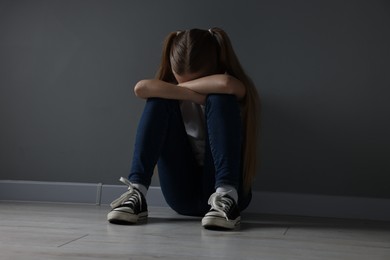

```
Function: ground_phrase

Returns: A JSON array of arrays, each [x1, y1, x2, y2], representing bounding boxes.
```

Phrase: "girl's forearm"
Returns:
[[134, 79, 206, 104], [178, 74, 246, 99]]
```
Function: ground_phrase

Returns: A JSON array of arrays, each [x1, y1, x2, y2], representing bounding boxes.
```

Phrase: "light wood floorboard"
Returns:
[[1, 202, 389, 260]]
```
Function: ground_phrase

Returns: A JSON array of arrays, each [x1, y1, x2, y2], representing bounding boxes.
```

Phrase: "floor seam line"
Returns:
[[57, 234, 89, 248], [283, 226, 290, 236]]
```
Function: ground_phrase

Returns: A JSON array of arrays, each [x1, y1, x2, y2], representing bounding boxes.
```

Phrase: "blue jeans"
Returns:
[[128, 94, 251, 216]]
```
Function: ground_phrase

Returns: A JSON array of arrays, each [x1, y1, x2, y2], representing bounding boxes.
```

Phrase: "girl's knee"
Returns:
[[147, 97, 176, 105], [206, 94, 239, 108], [146, 98, 179, 111], [206, 93, 236, 102], [205, 94, 241, 118]]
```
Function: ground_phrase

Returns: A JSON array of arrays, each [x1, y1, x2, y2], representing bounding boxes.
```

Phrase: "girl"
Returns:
[[107, 27, 260, 230]]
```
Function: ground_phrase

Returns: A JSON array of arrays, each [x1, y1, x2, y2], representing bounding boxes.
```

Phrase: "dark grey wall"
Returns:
[[1, 0, 389, 198]]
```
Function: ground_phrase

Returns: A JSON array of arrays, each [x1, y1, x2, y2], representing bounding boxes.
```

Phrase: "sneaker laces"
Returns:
[[208, 192, 234, 221], [110, 177, 143, 210]]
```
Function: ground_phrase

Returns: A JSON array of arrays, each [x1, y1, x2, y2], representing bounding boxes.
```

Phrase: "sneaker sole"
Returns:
[[107, 211, 148, 225], [202, 216, 241, 230]]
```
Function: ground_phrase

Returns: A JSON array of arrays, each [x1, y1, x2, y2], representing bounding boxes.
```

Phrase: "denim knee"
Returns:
[[146, 97, 179, 110], [206, 94, 238, 107]]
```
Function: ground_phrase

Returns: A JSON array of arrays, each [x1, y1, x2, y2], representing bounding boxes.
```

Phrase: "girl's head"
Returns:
[[171, 29, 222, 79], [157, 28, 239, 83], [156, 28, 261, 192]]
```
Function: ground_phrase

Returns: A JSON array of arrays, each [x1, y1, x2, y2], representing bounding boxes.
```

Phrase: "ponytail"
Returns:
[[155, 32, 178, 83]]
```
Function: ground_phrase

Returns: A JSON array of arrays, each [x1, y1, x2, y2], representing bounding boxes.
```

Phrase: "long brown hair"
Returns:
[[156, 28, 260, 193]]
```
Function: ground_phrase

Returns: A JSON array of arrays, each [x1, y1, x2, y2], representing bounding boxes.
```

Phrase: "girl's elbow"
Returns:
[[222, 75, 235, 88], [234, 87, 246, 100], [134, 80, 148, 98], [224, 75, 245, 99]]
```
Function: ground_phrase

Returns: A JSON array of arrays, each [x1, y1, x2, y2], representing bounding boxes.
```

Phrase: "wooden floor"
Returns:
[[1, 202, 390, 260]]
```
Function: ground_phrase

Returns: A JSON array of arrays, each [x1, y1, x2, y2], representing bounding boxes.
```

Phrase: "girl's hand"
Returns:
[[192, 92, 206, 105]]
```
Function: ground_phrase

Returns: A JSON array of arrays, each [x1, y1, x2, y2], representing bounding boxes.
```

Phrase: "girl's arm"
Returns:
[[134, 79, 206, 104], [178, 74, 246, 100]]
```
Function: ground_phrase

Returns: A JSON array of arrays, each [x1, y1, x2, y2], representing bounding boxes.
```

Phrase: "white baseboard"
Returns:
[[1, 180, 389, 221]]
